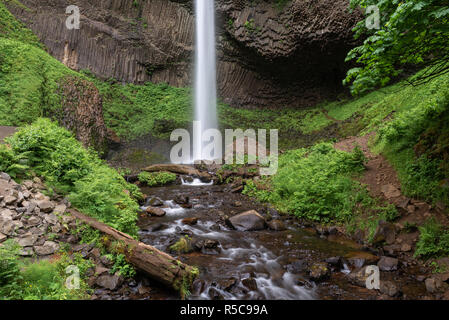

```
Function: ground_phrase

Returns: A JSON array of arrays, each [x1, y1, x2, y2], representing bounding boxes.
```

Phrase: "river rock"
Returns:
[[377, 256, 398, 271], [267, 219, 287, 231], [34, 241, 59, 256], [309, 262, 330, 282], [226, 210, 266, 231], [182, 217, 198, 225], [372, 220, 396, 245], [344, 251, 379, 268], [146, 207, 166, 217], [380, 280, 399, 297], [174, 195, 189, 205], [242, 278, 258, 291], [146, 197, 164, 207]]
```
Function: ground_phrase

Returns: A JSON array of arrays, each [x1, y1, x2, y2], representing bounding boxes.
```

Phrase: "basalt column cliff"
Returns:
[[7, 0, 362, 108]]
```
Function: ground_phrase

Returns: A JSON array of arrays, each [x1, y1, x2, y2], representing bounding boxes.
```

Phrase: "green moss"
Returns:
[[138, 171, 177, 187]]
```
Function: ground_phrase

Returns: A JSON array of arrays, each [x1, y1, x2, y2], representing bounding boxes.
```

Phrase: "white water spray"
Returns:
[[193, 0, 218, 162]]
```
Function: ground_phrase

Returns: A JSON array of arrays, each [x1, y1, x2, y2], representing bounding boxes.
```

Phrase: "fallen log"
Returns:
[[142, 164, 211, 180], [68, 209, 198, 298]]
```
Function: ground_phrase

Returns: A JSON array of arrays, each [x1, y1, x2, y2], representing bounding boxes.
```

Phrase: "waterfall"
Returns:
[[193, 0, 218, 162]]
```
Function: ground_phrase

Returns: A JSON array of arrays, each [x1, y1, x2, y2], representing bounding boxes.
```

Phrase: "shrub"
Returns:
[[244, 143, 367, 223], [415, 219, 449, 258], [5, 118, 141, 237], [0, 240, 91, 300]]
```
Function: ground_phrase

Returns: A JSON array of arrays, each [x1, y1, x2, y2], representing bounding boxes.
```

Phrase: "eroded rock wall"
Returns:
[[7, 0, 362, 108]]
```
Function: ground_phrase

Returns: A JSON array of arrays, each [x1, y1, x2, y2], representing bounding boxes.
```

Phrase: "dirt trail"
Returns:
[[334, 133, 449, 257]]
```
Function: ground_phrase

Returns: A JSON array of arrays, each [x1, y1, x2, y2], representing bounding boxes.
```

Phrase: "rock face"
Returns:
[[7, 0, 362, 109], [58, 76, 109, 155]]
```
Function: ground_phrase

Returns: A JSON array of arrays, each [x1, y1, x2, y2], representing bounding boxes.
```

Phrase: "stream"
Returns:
[[136, 177, 424, 300]]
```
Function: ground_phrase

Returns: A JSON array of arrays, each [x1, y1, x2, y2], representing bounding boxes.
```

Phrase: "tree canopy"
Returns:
[[344, 0, 449, 95]]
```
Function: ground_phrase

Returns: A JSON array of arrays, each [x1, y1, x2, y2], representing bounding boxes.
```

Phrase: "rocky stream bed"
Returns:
[[0, 169, 446, 300]]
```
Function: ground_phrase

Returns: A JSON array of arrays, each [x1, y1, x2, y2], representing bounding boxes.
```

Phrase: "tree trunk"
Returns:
[[68, 209, 198, 298]]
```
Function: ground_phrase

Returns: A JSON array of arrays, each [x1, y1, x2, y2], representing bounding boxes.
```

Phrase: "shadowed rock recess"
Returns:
[[7, 0, 362, 108]]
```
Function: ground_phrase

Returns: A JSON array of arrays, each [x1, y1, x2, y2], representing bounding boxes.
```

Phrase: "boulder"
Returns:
[[226, 210, 266, 231], [182, 217, 199, 226], [17, 233, 37, 247], [344, 251, 379, 268], [146, 207, 166, 217], [0, 232, 7, 243], [34, 241, 59, 256], [380, 280, 399, 297], [96, 274, 123, 290], [36, 200, 55, 213], [146, 197, 164, 207], [377, 256, 398, 271]]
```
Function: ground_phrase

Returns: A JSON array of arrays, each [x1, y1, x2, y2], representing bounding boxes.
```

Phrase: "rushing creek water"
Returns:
[[136, 178, 419, 300]]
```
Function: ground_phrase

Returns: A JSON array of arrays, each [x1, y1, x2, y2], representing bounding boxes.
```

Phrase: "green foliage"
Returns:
[[137, 171, 177, 187], [375, 80, 449, 205], [415, 219, 449, 258], [345, 0, 449, 95], [0, 1, 42, 47], [107, 253, 136, 278], [244, 143, 367, 223], [0, 240, 91, 300], [5, 118, 141, 236], [0, 144, 30, 178], [0, 38, 79, 126]]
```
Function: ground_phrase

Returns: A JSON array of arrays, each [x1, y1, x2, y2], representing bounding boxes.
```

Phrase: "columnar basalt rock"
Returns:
[[7, 0, 362, 108]]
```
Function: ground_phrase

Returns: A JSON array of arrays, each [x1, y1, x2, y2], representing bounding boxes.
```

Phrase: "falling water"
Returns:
[[193, 0, 218, 161]]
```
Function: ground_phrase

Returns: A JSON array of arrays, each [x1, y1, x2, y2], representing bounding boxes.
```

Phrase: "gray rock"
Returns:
[[27, 216, 41, 226], [36, 200, 55, 213], [377, 256, 398, 271], [19, 247, 34, 257], [44, 213, 58, 225], [146, 197, 164, 207], [380, 280, 399, 297], [54, 204, 67, 214], [96, 274, 123, 290], [146, 207, 166, 217], [0, 172, 11, 181], [425, 277, 442, 293], [4, 196, 17, 205], [0, 232, 7, 243], [17, 233, 37, 247], [0, 220, 17, 236], [34, 241, 59, 256], [226, 210, 266, 231]]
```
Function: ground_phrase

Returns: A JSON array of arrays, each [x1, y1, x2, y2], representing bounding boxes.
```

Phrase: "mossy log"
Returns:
[[68, 209, 198, 298], [142, 164, 211, 180]]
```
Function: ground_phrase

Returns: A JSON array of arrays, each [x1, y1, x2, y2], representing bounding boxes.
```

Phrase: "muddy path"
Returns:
[[136, 179, 429, 300]]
